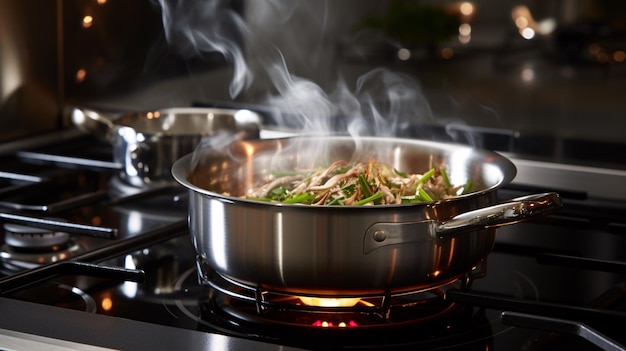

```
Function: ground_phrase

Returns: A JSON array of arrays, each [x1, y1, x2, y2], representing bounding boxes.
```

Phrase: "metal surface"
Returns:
[[172, 136, 560, 295], [0, 298, 307, 351], [71, 107, 262, 187], [0, 220, 188, 294], [506, 156, 626, 201], [501, 312, 626, 351], [363, 193, 561, 254], [0, 328, 120, 351]]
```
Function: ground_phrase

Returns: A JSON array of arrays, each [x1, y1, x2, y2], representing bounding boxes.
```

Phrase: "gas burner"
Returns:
[[162, 265, 496, 350], [203, 267, 471, 327], [0, 223, 82, 273], [213, 284, 462, 328], [3, 223, 71, 249], [189, 267, 497, 350], [190, 259, 486, 338], [195, 257, 487, 324], [184, 255, 503, 348]]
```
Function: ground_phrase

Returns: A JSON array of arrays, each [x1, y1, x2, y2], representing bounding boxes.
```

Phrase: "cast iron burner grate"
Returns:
[[196, 256, 487, 324], [189, 257, 499, 348], [193, 263, 497, 350], [200, 294, 495, 350], [211, 281, 462, 328]]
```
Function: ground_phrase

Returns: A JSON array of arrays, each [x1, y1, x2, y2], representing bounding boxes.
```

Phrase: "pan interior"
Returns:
[[184, 136, 516, 201]]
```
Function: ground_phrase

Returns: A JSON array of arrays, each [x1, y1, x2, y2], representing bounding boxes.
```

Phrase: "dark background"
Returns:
[[1, 0, 624, 169]]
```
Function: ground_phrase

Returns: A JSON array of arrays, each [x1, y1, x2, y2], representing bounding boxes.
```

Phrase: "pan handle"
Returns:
[[436, 192, 562, 240], [70, 107, 117, 142], [363, 192, 561, 254]]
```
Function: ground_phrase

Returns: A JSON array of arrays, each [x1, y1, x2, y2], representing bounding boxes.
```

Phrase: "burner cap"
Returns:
[[3, 223, 70, 249]]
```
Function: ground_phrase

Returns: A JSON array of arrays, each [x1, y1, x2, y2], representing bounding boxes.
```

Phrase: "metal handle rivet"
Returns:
[[373, 230, 386, 242]]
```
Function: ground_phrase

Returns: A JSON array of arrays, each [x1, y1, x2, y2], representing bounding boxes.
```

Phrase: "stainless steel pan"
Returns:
[[71, 107, 261, 187], [171, 136, 561, 295]]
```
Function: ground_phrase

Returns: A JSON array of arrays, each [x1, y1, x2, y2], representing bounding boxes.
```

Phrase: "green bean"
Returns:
[[245, 196, 273, 202], [394, 168, 408, 178], [462, 178, 473, 195], [418, 168, 436, 184], [354, 192, 383, 206], [358, 174, 372, 198], [284, 192, 315, 204], [327, 197, 345, 206], [417, 188, 433, 202], [440, 168, 452, 188]]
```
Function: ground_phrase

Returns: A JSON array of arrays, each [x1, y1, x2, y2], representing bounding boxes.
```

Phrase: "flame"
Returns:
[[298, 297, 361, 308], [312, 320, 359, 328]]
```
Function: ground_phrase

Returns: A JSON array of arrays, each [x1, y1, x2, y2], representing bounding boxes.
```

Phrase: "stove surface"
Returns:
[[0, 130, 625, 351], [0, 296, 307, 351]]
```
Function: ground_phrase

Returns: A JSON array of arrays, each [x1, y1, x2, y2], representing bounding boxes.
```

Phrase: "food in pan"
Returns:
[[245, 159, 472, 205]]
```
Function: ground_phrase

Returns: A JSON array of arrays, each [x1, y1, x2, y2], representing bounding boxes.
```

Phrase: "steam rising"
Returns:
[[154, 0, 435, 142], [155, 0, 252, 97]]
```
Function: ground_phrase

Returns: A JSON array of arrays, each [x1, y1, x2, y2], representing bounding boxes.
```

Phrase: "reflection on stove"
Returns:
[[1, 223, 84, 274]]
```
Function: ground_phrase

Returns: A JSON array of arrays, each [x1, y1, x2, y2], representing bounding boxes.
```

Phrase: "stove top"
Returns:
[[0, 129, 625, 351]]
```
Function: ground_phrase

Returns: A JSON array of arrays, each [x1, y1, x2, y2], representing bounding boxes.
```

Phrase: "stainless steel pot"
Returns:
[[71, 107, 261, 187], [171, 136, 562, 295]]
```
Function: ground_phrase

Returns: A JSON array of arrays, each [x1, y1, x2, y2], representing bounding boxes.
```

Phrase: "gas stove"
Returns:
[[0, 128, 626, 351]]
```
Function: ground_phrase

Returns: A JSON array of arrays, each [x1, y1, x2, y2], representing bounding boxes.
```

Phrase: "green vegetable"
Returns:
[[462, 178, 473, 195], [401, 195, 418, 204], [341, 184, 356, 196], [440, 168, 451, 188], [327, 197, 345, 206], [355, 192, 384, 206], [417, 188, 433, 202], [334, 165, 351, 174], [394, 168, 408, 178], [245, 196, 273, 202], [268, 186, 288, 200], [418, 168, 435, 184], [284, 192, 315, 204], [358, 174, 372, 198]]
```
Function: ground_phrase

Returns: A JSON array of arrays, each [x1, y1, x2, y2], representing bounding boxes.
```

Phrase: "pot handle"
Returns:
[[436, 192, 562, 240], [363, 192, 562, 254], [70, 107, 117, 142]]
